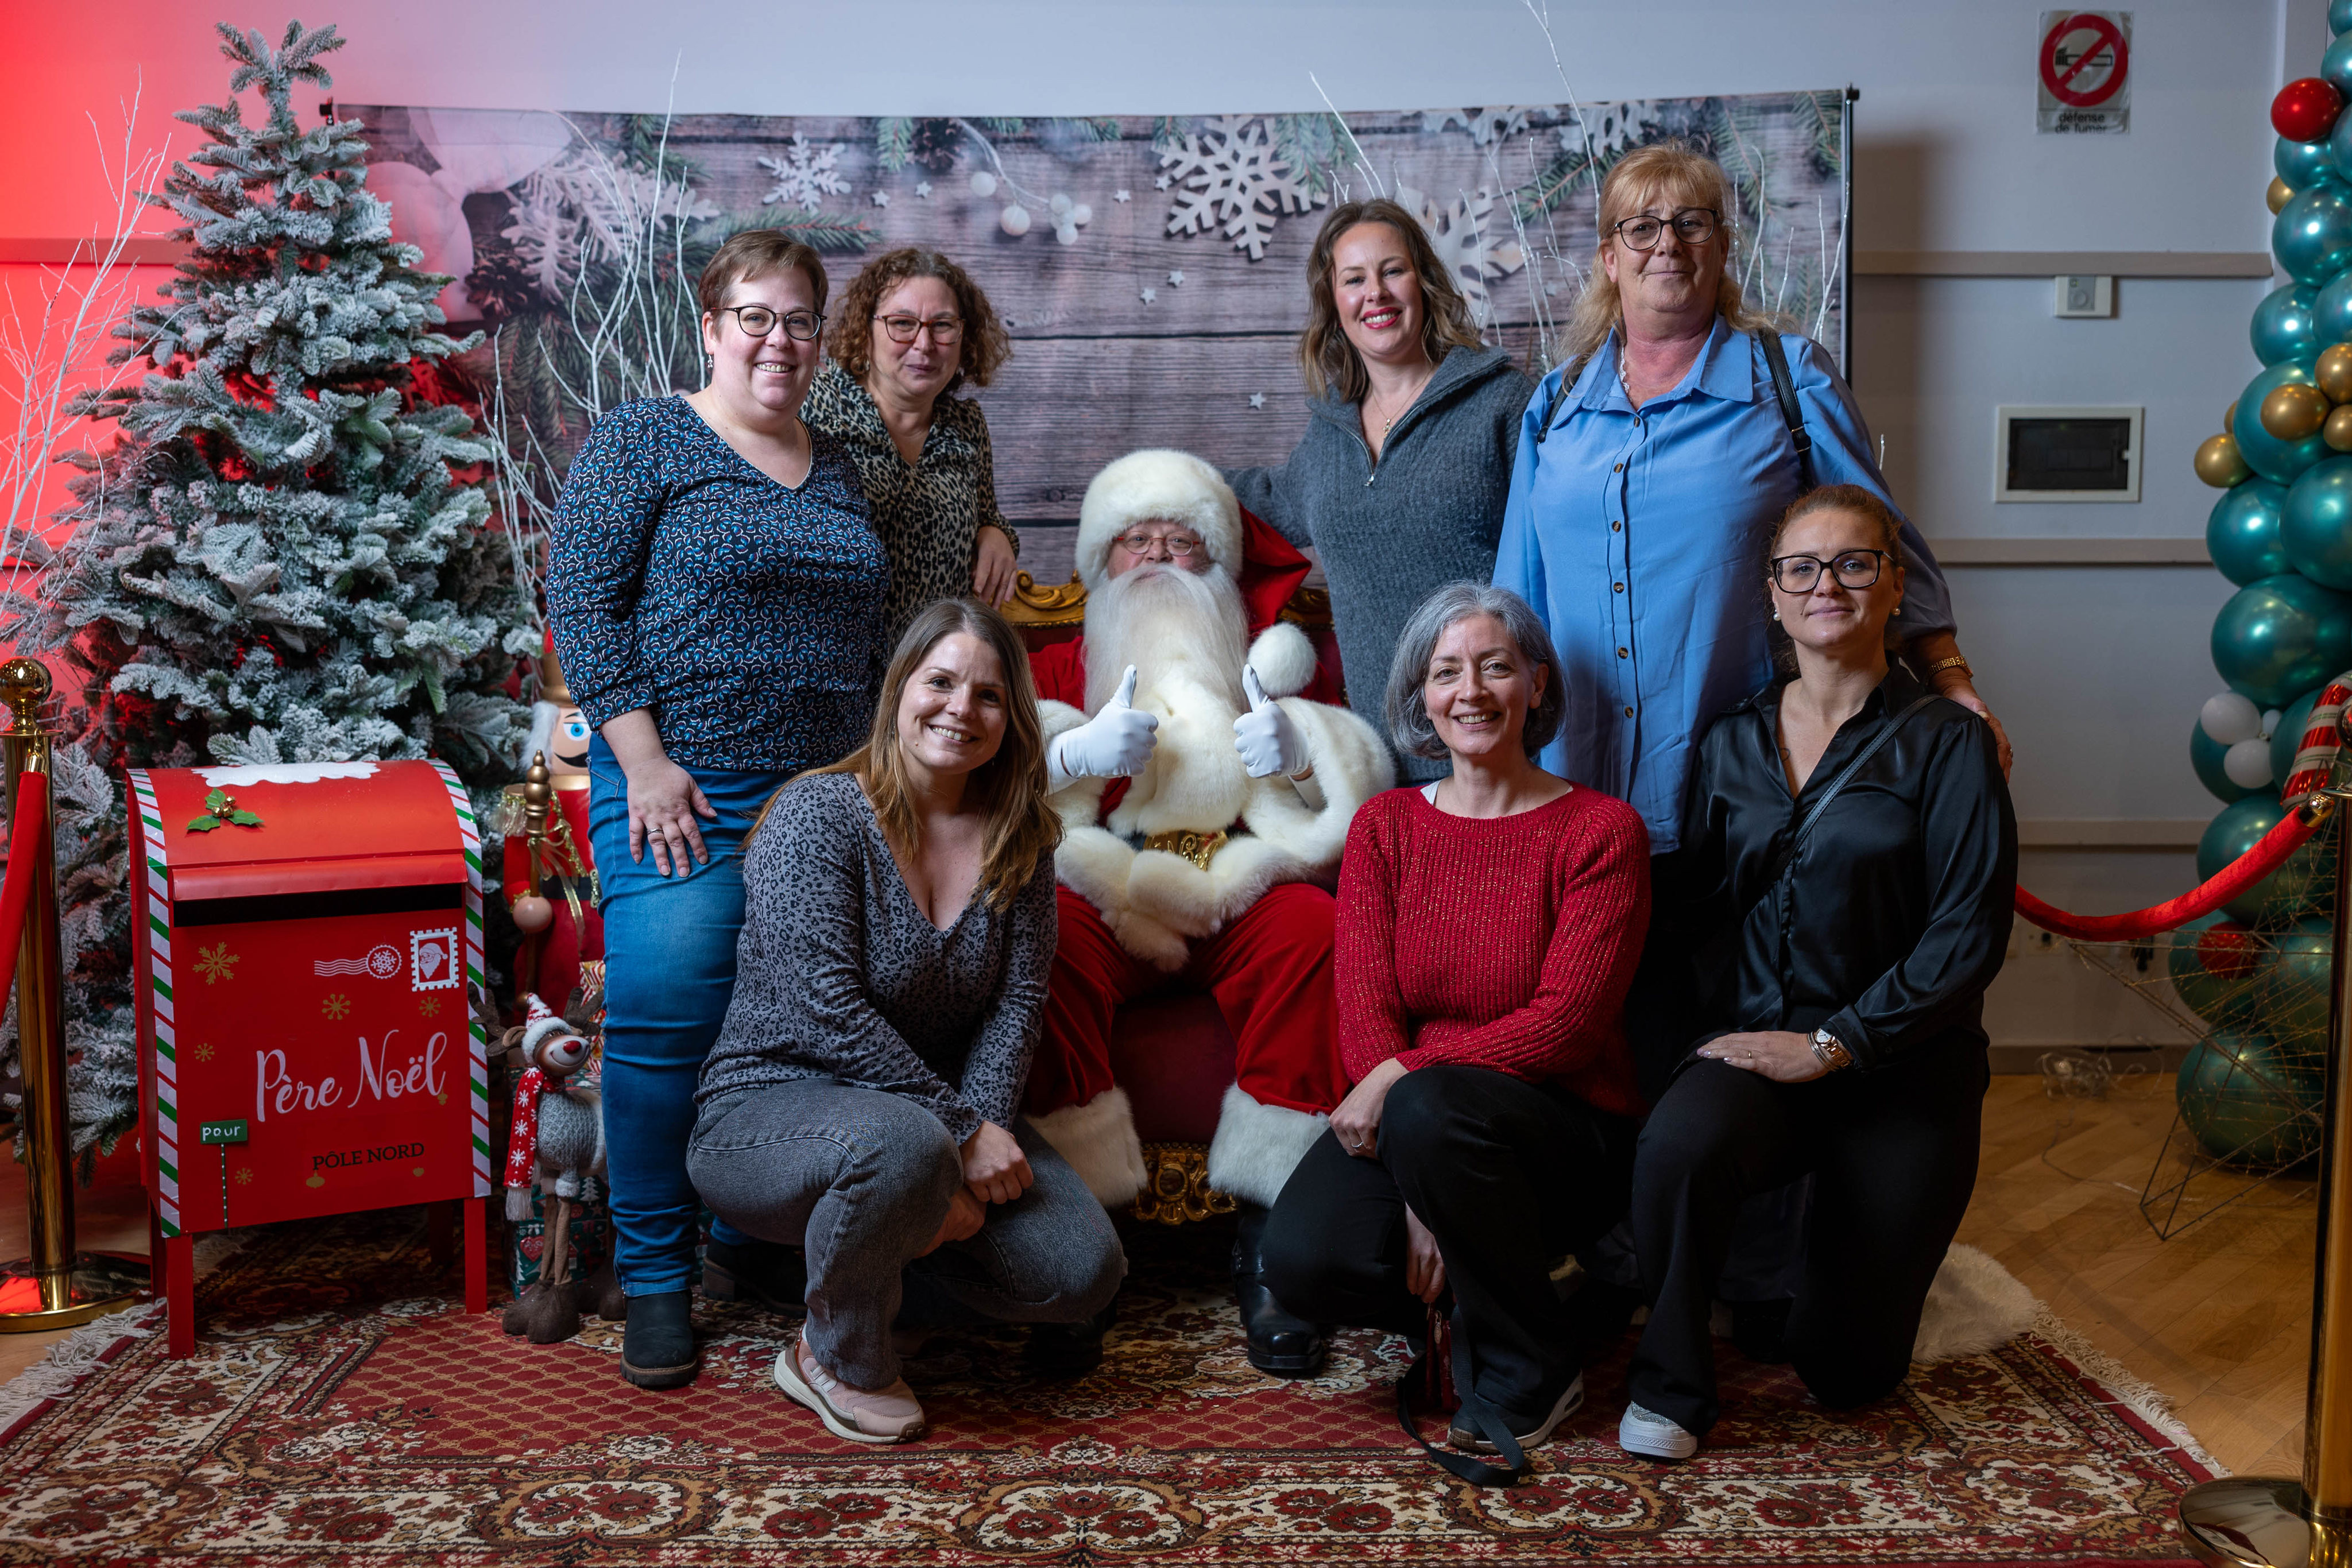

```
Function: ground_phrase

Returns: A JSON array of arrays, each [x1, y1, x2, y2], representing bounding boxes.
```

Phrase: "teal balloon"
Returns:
[[2328, 33, 2352, 93], [2277, 180, 2352, 286], [2338, 0, 2352, 35], [2198, 793, 2338, 926], [2285, 457, 2352, 589], [2254, 283, 2323, 365], [2211, 572, 2352, 707], [2257, 915, 2336, 1042], [2320, 269, 2352, 345], [2273, 686, 2327, 784], [2333, 115, 2352, 187], [2177, 1032, 2323, 1168], [2235, 362, 2333, 483], [2210, 479, 2292, 586], [2167, 912, 2262, 1028], [2194, 719, 2261, 804], [2287, 134, 2338, 190]]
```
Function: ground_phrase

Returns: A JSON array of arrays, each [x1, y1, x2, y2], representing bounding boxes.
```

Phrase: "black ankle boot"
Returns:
[[620, 1289, 700, 1389], [700, 1237, 808, 1313], [1233, 1204, 1325, 1378], [1026, 1296, 1117, 1380]]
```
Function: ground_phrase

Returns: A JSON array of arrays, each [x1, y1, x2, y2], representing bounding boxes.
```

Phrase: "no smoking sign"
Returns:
[[2039, 11, 2132, 134]]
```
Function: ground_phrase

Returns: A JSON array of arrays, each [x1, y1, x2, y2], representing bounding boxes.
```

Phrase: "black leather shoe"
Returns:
[[1233, 1204, 1326, 1378], [700, 1237, 808, 1313], [620, 1289, 700, 1389], [1026, 1298, 1116, 1380]]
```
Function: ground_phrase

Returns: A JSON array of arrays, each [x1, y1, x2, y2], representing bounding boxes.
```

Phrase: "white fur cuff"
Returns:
[[1030, 1087, 1148, 1208], [1204, 1082, 1329, 1208]]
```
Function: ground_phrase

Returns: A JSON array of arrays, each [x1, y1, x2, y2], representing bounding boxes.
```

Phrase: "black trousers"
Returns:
[[1628, 1045, 1989, 1437], [1261, 1064, 1634, 1418]]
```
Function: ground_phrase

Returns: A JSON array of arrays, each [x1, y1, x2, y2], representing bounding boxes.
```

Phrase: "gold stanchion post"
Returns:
[[0, 657, 145, 1329], [2183, 785, 2352, 1565]]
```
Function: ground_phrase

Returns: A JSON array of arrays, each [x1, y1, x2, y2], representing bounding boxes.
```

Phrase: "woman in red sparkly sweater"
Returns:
[[1261, 582, 1650, 1467]]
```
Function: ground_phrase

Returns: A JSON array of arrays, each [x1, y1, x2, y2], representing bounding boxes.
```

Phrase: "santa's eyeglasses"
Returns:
[[1112, 531, 1201, 557]]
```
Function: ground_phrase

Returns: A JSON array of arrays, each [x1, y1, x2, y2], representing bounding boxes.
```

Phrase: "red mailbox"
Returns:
[[126, 760, 491, 1356]]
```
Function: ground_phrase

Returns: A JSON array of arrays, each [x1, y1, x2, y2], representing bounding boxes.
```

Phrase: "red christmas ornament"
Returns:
[[2274, 77, 2345, 145]]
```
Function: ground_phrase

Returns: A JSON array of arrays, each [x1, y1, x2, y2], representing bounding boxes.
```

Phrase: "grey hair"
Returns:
[[1384, 583, 1566, 762]]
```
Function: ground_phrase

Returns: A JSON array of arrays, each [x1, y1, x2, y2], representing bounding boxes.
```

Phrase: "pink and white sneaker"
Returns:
[[773, 1337, 927, 1443]]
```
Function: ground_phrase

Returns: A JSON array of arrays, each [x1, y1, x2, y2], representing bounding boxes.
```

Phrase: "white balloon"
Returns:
[[1050, 192, 1073, 215], [1071, 203, 1093, 226], [970, 171, 999, 197], [2201, 691, 2263, 745], [2224, 737, 2276, 789], [1000, 204, 1032, 235], [2264, 708, 2285, 738]]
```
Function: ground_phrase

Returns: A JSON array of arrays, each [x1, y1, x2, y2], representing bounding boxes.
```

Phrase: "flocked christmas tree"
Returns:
[[2, 20, 530, 1160]]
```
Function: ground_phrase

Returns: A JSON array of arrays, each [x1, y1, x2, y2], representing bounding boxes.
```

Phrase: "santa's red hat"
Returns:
[[1074, 449, 1243, 593]]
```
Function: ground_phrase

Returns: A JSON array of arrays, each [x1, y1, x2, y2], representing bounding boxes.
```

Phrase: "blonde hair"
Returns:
[[760, 599, 1061, 910], [1557, 141, 1785, 364], [1298, 199, 1486, 403]]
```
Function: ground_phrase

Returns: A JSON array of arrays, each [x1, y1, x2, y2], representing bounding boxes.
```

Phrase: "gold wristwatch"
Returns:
[[1810, 1027, 1854, 1071]]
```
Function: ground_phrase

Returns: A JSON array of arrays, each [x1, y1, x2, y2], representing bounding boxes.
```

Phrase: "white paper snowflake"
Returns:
[[759, 135, 850, 212], [504, 146, 720, 301], [1423, 106, 1535, 146], [1584, 100, 1665, 157], [1396, 184, 1527, 326], [1158, 114, 1327, 261]]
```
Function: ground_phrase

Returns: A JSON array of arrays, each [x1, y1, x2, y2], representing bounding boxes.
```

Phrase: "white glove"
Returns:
[[1048, 665, 1159, 789], [1232, 665, 1310, 779]]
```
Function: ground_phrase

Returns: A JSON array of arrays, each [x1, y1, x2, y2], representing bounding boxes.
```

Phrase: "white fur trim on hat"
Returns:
[[1245, 621, 1318, 700], [520, 993, 571, 1056], [1074, 449, 1243, 592]]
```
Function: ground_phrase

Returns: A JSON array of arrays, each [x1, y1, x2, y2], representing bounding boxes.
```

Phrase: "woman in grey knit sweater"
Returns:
[[1226, 199, 1535, 783], [692, 599, 1125, 1444]]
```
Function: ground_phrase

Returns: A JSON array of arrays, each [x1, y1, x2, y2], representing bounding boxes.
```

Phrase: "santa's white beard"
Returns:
[[1084, 561, 1248, 715]]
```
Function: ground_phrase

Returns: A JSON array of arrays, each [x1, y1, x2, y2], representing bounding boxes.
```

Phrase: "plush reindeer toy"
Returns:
[[500, 993, 624, 1341]]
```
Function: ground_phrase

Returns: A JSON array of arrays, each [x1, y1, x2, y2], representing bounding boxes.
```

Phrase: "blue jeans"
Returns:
[[587, 734, 790, 1296]]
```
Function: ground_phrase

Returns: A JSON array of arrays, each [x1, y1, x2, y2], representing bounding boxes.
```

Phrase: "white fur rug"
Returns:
[[1912, 1242, 2041, 1362]]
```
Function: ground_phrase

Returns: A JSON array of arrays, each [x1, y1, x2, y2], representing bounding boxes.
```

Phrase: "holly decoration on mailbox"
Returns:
[[185, 788, 264, 834]]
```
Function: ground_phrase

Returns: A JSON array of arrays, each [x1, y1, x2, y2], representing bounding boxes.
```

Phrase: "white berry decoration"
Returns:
[[1000, 203, 1032, 235], [1071, 203, 1092, 226], [970, 171, 999, 197]]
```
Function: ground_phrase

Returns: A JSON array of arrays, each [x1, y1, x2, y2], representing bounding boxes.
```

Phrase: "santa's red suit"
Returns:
[[1023, 450, 1393, 1213]]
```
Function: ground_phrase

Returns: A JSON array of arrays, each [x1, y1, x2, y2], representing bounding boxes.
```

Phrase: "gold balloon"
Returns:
[[2320, 344, 2352, 404], [2272, 176, 2296, 215], [2325, 406, 2352, 452], [2226, 401, 2238, 431], [2196, 432, 2253, 487], [2263, 382, 2332, 442]]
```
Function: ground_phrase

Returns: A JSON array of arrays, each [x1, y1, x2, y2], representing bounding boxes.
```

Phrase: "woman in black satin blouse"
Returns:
[[1614, 483, 2017, 1464]]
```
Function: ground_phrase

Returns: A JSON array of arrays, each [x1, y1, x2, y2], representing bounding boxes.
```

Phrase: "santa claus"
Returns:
[[1024, 448, 1392, 1376]]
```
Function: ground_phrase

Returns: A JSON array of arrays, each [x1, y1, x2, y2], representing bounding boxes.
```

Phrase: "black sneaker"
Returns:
[[620, 1289, 699, 1389], [701, 1238, 808, 1313]]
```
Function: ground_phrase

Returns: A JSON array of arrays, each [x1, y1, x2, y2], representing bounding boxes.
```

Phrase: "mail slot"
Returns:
[[125, 759, 492, 1353]]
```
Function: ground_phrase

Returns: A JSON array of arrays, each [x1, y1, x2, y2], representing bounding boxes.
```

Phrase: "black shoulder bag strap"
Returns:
[[1754, 330, 1816, 490], [1395, 1300, 1525, 1486], [1734, 694, 1939, 933]]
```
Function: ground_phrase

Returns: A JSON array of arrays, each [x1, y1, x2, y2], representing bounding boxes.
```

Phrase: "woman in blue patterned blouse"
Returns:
[[548, 229, 888, 1390]]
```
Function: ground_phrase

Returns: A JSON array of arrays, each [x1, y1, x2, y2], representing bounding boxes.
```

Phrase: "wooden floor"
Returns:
[[0, 1075, 2320, 1476]]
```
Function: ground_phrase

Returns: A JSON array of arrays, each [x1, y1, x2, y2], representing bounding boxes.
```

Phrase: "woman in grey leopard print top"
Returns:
[[806, 248, 1022, 642], [693, 599, 1124, 1445]]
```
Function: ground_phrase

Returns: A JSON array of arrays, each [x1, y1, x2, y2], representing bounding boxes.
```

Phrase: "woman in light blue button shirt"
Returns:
[[1494, 143, 2004, 878]]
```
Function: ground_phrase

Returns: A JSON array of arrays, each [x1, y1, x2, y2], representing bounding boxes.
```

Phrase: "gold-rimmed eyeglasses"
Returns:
[[1612, 208, 1722, 251], [1769, 549, 1890, 593], [876, 313, 964, 344], [1113, 531, 1201, 557], [718, 305, 824, 341]]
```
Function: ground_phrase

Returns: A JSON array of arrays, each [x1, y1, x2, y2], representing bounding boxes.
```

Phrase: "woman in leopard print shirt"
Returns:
[[806, 249, 1022, 642]]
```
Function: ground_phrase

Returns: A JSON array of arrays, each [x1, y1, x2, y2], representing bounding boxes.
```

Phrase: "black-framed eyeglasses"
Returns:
[[1612, 208, 1721, 251], [718, 304, 823, 340], [1769, 549, 1890, 593], [875, 313, 964, 344]]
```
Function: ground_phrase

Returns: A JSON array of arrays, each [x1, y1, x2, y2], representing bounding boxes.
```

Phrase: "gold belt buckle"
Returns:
[[1142, 828, 1228, 872]]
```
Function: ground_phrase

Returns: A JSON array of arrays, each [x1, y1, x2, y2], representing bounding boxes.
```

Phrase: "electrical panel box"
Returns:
[[1995, 405, 2142, 502]]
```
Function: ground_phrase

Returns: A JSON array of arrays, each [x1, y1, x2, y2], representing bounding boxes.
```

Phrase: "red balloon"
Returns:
[[2198, 921, 2262, 982], [2274, 77, 2345, 144]]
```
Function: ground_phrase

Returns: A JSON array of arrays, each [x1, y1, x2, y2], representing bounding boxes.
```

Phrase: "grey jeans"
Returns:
[[688, 1080, 1127, 1388]]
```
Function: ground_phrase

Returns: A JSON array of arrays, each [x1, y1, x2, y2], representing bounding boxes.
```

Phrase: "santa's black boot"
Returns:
[[1233, 1203, 1326, 1377]]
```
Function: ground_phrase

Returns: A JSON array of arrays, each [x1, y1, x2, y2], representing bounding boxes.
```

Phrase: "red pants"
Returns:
[[1027, 882, 1349, 1118]]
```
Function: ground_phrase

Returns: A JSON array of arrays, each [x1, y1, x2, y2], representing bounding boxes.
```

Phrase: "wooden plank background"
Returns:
[[350, 99, 1848, 583]]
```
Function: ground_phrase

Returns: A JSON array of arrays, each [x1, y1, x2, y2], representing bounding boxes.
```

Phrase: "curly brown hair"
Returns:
[[825, 248, 1012, 394], [1298, 199, 1485, 404]]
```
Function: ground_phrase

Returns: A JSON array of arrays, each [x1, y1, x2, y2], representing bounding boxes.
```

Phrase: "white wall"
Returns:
[[0, 0, 2321, 1049]]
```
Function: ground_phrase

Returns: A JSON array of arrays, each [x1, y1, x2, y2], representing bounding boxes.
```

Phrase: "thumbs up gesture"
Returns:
[[1048, 664, 1160, 784], [1232, 665, 1310, 779]]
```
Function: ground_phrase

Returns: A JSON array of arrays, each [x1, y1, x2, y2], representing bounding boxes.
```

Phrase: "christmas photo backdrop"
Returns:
[[350, 94, 1851, 579]]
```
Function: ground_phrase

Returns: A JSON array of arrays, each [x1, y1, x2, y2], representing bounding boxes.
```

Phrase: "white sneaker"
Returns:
[[1618, 1400, 1699, 1460], [1449, 1370, 1584, 1452]]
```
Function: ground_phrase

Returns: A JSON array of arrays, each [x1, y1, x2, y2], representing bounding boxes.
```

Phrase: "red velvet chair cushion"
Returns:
[[1102, 993, 1236, 1144]]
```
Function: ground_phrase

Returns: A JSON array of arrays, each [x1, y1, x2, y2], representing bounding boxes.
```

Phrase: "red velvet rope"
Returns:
[[2013, 804, 2322, 941], [0, 770, 51, 1004]]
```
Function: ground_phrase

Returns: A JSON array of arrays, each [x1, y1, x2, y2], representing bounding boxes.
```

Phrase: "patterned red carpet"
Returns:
[[0, 1209, 2208, 1566]]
